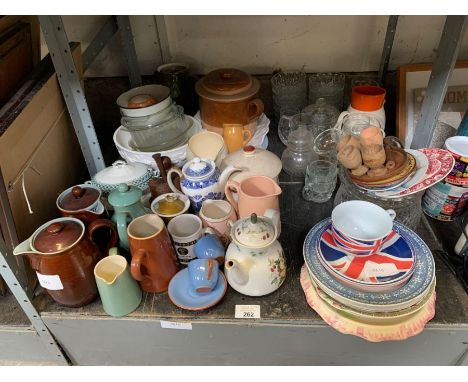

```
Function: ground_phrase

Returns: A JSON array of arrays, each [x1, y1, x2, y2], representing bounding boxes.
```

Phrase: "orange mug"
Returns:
[[127, 214, 179, 293], [351, 86, 386, 112], [223, 123, 252, 153]]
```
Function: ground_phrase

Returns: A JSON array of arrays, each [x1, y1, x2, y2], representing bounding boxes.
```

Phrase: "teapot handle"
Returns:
[[88, 219, 119, 258], [167, 168, 184, 194], [263, 209, 281, 237], [224, 180, 240, 215]]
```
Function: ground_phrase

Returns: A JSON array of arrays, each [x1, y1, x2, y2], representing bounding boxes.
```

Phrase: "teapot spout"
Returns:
[[225, 258, 252, 286], [13, 238, 35, 257], [218, 165, 241, 194]]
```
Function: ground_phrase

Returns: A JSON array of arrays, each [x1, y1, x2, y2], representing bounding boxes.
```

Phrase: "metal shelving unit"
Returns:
[[0, 15, 466, 365]]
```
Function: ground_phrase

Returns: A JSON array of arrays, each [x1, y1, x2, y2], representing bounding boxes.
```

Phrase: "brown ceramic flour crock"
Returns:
[[127, 214, 179, 292], [195, 68, 264, 137], [14, 217, 117, 307]]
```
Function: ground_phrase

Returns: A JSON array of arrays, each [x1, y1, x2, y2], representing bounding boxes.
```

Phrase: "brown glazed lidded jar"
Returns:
[[195, 68, 264, 137], [13, 217, 116, 307]]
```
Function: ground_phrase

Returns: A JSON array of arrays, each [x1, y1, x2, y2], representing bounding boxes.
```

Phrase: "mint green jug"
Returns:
[[108, 183, 147, 250], [94, 248, 142, 317]]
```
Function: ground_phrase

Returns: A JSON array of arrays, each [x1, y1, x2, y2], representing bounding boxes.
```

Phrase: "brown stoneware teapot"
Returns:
[[56, 184, 108, 224], [14, 217, 118, 307]]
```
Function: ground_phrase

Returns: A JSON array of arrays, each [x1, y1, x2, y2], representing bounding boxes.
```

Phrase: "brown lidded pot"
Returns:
[[195, 68, 264, 137], [13, 217, 118, 307], [56, 184, 107, 224]]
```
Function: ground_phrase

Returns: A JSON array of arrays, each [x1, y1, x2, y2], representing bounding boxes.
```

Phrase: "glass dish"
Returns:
[[301, 98, 340, 138], [308, 73, 345, 110], [122, 106, 190, 152]]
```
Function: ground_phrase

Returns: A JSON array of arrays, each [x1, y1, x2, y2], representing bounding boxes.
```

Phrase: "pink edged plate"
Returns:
[[373, 148, 455, 199]]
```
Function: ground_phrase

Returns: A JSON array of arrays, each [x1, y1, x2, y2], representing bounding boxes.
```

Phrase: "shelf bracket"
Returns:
[[411, 16, 467, 149], [38, 16, 106, 176]]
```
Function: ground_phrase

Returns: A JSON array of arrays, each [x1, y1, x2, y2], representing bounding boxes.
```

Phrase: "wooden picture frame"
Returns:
[[396, 61, 468, 148]]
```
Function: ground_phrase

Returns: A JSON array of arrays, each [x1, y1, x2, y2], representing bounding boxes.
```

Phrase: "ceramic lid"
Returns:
[[33, 218, 84, 253], [93, 160, 149, 185], [108, 183, 143, 208], [183, 157, 215, 179], [195, 68, 260, 102], [233, 213, 276, 247], [221, 146, 282, 181], [58, 185, 100, 211]]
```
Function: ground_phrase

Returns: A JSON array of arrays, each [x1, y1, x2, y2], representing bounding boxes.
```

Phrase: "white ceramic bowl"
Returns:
[[114, 115, 202, 168], [117, 85, 172, 117]]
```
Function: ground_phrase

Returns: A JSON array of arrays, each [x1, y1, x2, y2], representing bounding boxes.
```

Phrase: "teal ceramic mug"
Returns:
[[94, 247, 142, 317]]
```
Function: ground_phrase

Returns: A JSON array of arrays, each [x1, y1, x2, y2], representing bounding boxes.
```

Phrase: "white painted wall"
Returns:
[[41, 16, 468, 76]]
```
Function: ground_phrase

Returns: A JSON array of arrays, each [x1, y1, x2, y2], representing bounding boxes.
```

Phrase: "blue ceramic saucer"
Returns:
[[168, 268, 227, 311]]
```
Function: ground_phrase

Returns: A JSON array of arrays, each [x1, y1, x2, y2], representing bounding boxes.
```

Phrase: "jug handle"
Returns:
[[88, 219, 119, 256], [247, 98, 264, 121], [242, 129, 252, 146], [224, 180, 240, 215], [130, 249, 150, 282], [167, 168, 184, 194], [116, 212, 130, 250]]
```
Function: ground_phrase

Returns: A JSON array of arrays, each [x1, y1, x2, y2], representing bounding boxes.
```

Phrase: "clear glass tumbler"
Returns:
[[308, 73, 345, 111], [302, 160, 338, 202]]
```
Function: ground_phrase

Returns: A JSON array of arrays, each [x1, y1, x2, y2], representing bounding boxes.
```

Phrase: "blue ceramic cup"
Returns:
[[194, 234, 225, 265], [188, 258, 219, 294]]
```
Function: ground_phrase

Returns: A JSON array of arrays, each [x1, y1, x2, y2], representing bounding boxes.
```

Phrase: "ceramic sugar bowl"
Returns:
[[224, 210, 286, 296], [166, 157, 239, 212]]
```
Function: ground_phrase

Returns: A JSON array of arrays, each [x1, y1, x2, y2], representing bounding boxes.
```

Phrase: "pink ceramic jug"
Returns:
[[225, 175, 282, 218]]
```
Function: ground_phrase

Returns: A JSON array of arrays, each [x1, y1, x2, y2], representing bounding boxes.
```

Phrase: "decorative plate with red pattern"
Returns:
[[373, 148, 455, 199]]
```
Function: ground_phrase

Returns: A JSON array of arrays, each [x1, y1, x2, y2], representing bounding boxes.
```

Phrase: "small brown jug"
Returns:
[[149, 154, 181, 201]]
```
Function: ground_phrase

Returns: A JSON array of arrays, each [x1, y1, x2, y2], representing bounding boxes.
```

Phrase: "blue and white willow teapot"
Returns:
[[167, 157, 239, 212]]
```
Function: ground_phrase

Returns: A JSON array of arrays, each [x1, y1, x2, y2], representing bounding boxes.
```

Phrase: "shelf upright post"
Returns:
[[377, 15, 399, 86], [38, 16, 106, 177], [0, 169, 68, 365], [115, 16, 142, 88], [411, 16, 467, 149]]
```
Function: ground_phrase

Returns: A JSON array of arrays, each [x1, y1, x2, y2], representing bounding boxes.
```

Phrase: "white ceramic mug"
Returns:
[[199, 199, 238, 237], [167, 214, 215, 265], [331, 201, 396, 256]]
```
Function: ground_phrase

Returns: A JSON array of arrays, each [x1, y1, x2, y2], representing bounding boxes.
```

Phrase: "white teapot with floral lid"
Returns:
[[224, 209, 286, 296]]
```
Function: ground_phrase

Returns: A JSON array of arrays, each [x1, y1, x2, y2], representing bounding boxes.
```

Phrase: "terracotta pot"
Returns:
[[337, 146, 362, 170], [362, 144, 386, 169], [351, 86, 386, 112], [127, 214, 179, 292], [360, 126, 384, 147], [196, 68, 264, 137], [14, 217, 118, 307]]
